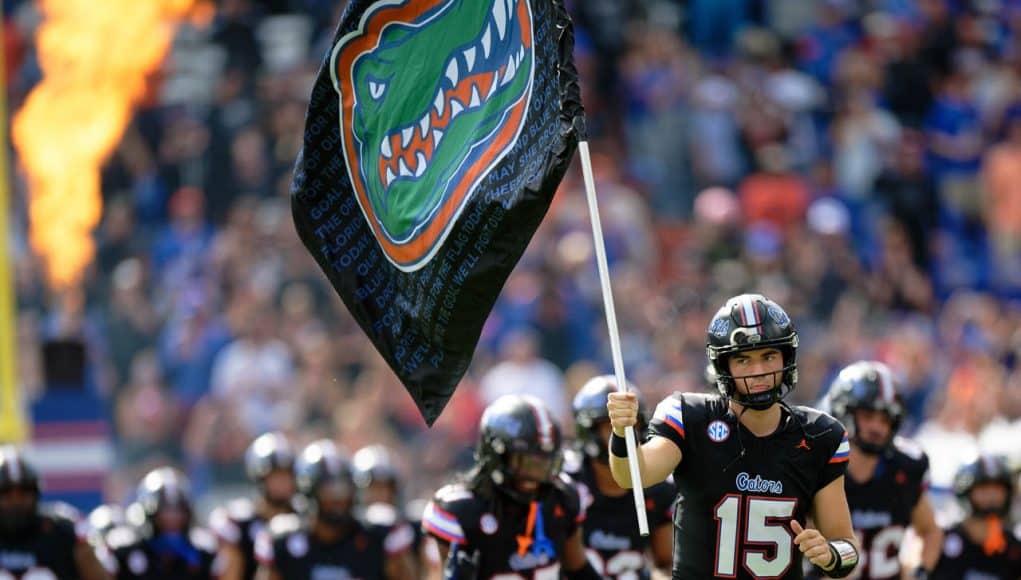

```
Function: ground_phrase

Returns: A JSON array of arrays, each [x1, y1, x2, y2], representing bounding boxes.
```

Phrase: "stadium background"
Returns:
[[3, 0, 1021, 524]]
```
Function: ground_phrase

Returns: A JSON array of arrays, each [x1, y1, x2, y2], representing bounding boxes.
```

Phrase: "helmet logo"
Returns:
[[707, 420, 731, 443], [480, 513, 499, 535], [767, 305, 789, 326], [709, 318, 730, 338]]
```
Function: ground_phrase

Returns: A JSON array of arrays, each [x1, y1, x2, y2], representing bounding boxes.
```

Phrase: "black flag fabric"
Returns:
[[291, 0, 584, 425]]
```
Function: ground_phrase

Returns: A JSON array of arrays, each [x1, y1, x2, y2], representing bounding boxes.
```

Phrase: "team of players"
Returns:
[[1, 293, 1020, 579]]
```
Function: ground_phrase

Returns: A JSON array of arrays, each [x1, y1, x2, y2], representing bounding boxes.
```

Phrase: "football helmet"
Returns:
[[296, 439, 356, 526], [475, 394, 563, 503], [953, 455, 1014, 517], [352, 444, 400, 505], [0, 447, 40, 535], [135, 467, 192, 534], [572, 375, 645, 462], [245, 431, 295, 482], [706, 293, 798, 410], [825, 361, 905, 455]]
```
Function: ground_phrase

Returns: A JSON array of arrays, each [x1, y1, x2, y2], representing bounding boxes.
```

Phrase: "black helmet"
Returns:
[[296, 440, 354, 498], [296, 440, 355, 526], [475, 394, 563, 503], [245, 432, 295, 482], [953, 455, 1014, 517], [572, 375, 645, 462], [706, 293, 798, 410], [352, 445, 400, 497], [0, 447, 40, 536], [825, 361, 905, 455], [135, 467, 192, 533], [0, 446, 39, 495]]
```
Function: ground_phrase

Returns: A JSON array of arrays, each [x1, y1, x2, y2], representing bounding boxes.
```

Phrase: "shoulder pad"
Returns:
[[562, 448, 584, 476], [43, 501, 83, 524], [363, 502, 400, 527], [106, 525, 141, 550], [434, 483, 474, 504], [226, 497, 256, 521], [403, 498, 428, 523], [189, 527, 219, 553], [793, 405, 845, 436], [892, 436, 927, 462], [268, 513, 303, 537]]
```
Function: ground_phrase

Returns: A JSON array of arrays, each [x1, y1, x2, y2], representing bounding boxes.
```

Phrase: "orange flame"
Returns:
[[11, 0, 199, 290]]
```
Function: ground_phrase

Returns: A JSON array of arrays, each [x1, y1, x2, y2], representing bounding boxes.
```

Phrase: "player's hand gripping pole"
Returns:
[[577, 140, 649, 536]]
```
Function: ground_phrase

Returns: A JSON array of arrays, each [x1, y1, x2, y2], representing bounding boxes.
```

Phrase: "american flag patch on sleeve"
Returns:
[[829, 432, 850, 463]]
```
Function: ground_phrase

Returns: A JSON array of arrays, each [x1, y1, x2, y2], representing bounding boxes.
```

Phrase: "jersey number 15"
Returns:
[[714, 495, 798, 578]]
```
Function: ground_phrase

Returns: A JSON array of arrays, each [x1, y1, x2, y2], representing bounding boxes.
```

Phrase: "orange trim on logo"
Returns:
[[335, 0, 533, 268]]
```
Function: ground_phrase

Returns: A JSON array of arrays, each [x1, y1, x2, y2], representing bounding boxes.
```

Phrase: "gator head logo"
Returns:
[[331, 0, 535, 272]]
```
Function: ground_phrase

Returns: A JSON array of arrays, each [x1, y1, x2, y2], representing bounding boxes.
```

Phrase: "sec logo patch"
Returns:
[[707, 420, 730, 443], [480, 513, 499, 535]]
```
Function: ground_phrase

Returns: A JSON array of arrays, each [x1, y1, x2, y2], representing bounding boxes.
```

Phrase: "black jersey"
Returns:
[[648, 392, 849, 580], [255, 511, 414, 579], [107, 525, 221, 579], [931, 523, 1021, 580], [422, 476, 585, 579], [562, 450, 675, 579], [209, 498, 277, 580], [841, 437, 929, 579], [0, 504, 86, 578]]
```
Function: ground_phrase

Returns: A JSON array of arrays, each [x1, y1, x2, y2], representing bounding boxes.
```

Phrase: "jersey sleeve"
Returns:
[[647, 393, 688, 454], [422, 487, 470, 546], [557, 475, 586, 535], [817, 421, 850, 491], [646, 479, 677, 529]]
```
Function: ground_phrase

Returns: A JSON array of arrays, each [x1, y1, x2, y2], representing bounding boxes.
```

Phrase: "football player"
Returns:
[[352, 444, 430, 576], [254, 439, 416, 579], [210, 432, 297, 580], [821, 361, 942, 579], [567, 375, 675, 578], [0, 446, 111, 579], [608, 294, 860, 579], [931, 455, 1021, 579], [422, 394, 601, 579], [107, 467, 221, 579]]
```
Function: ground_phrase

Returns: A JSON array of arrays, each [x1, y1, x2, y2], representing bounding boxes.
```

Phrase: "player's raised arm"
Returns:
[[606, 391, 681, 488]]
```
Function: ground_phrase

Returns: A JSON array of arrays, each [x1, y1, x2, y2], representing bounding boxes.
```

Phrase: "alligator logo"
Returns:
[[331, 0, 535, 271]]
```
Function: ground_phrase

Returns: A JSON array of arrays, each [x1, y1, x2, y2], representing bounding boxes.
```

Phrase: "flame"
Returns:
[[11, 0, 200, 290]]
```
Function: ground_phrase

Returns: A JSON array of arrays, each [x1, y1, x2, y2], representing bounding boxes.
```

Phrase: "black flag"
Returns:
[[292, 0, 583, 425]]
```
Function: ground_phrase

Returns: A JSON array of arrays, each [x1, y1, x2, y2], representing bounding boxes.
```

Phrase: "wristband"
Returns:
[[609, 432, 629, 457], [911, 567, 930, 580], [820, 539, 859, 578]]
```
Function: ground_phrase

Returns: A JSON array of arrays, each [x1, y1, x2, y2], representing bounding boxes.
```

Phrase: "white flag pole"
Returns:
[[576, 140, 649, 535]]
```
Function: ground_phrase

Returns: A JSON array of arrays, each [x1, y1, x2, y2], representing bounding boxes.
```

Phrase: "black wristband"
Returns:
[[911, 566, 930, 580], [609, 432, 629, 457], [820, 539, 859, 578]]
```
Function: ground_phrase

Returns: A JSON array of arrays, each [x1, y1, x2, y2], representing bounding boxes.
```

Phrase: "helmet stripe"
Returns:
[[877, 364, 895, 403], [740, 296, 759, 327], [527, 399, 555, 450]]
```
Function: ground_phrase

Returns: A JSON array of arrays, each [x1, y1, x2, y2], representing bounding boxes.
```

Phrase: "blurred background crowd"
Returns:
[[5, 0, 1021, 519]]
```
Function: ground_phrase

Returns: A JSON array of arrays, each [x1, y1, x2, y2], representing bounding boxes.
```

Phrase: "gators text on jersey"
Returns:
[[562, 450, 675, 579]]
